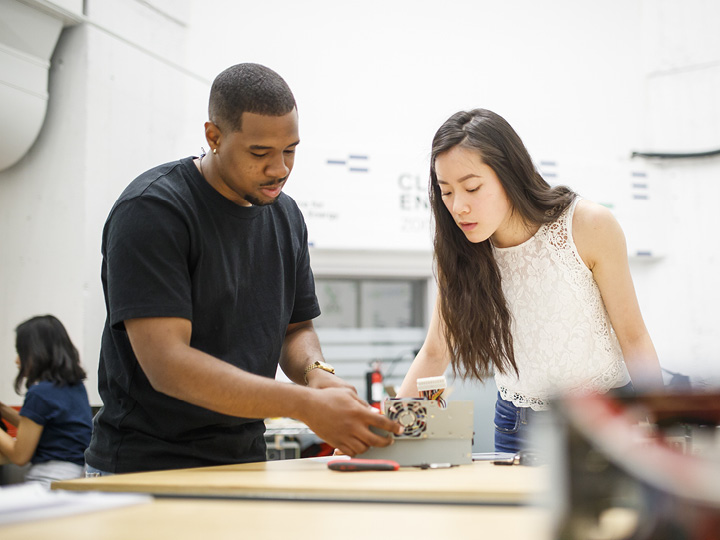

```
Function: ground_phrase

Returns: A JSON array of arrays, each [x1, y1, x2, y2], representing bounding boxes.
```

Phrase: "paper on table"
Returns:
[[0, 483, 152, 526]]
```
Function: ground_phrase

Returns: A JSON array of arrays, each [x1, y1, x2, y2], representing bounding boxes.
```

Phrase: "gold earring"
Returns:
[[213, 148, 217, 155]]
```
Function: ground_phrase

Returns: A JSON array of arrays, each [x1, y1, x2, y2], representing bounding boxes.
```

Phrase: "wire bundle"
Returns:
[[417, 375, 447, 408]]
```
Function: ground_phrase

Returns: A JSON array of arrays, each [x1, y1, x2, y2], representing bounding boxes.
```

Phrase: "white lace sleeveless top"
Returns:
[[493, 198, 630, 410]]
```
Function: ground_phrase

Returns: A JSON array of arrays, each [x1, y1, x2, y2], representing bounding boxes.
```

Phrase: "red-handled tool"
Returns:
[[327, 459, 400, 471]]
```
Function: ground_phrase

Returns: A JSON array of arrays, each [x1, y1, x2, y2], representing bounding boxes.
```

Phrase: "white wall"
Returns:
[[631, 0, 720, 386], [1, 0, 719, 406], [183, 0, 720, 385], [0, 0, 206, 404]]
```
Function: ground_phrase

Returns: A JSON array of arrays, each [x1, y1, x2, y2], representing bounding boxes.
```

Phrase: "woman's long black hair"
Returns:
[[430, 109, 576, 380]]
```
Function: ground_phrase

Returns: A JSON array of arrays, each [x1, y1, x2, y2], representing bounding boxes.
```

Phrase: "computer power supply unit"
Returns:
[[358, 398, 474, 466]]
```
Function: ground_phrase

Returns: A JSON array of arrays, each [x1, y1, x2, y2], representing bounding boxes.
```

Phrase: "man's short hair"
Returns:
[[208, 63, 296, 132]]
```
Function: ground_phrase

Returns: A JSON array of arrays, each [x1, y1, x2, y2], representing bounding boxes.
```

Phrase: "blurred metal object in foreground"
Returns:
[[547, 390, 720, 540]]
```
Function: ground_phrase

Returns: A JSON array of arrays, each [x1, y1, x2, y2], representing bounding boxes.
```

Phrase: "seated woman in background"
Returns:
[[397, 109, 664, 454], [0, 315, 92, 487]]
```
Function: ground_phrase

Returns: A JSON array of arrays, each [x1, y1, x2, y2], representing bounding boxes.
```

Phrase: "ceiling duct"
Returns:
[[0, 0, 82, 171]]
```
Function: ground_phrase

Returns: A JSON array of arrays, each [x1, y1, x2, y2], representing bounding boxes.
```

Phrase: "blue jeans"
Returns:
[[493, 382, 635, 453], [84, 464, 114, 477], [493, 393, 543, 454]]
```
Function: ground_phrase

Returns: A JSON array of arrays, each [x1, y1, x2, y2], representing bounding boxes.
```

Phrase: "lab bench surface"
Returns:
[[0, 497, 553, 540], [52, 456, 549, 505]]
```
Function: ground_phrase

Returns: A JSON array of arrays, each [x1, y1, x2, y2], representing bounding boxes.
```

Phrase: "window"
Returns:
[[312, 277, 428, 397], [314, 278, 425, 329]]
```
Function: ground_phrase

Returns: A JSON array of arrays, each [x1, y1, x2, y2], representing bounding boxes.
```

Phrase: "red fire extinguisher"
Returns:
[[367, 362, 384, 410]]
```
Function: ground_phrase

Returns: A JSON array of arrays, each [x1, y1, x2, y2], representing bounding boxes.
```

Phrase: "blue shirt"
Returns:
[[20, 381, 93, 465]]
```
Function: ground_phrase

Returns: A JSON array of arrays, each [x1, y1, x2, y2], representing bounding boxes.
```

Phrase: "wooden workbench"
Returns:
[[53, 456, 549, 505], [0, 457, 556, 539], [0, 497, 553, 540]]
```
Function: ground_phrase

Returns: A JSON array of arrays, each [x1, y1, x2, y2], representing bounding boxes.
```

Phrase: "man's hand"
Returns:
[[299, 387, 403, 457]]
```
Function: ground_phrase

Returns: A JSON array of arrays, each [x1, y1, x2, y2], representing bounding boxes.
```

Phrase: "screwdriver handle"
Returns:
[[327, 459, 400, 471]]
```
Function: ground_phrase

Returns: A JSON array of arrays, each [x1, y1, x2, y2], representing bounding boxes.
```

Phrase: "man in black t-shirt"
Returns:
[[85, 63, 401, 474]]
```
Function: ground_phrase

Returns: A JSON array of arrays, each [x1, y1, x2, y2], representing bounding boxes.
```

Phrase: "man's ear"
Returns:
[[204, 121, 221, 152]]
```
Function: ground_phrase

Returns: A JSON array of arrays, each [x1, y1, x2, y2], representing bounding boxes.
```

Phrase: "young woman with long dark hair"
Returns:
[[398, 109, 663, 453], [0, 315, 92, 487]]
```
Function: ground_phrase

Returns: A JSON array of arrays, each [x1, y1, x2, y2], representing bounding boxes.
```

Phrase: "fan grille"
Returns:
[[386, 400, 427, 438]]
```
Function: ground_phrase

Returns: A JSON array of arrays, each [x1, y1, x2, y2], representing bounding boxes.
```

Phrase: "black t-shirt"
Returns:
[[85, 157, 320, 473]]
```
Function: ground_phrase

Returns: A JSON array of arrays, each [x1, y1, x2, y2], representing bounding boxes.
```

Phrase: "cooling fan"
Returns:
[[385, 400, 427, 438]]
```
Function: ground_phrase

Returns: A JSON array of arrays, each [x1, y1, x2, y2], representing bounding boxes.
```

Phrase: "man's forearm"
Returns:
[[279, 321, 325, 385], [146, 342, 321, 420]]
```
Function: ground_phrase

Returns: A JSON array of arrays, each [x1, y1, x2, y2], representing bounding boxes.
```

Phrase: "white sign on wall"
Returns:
[[537, 156, 667, 259], [284, 145, 433, 251]]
